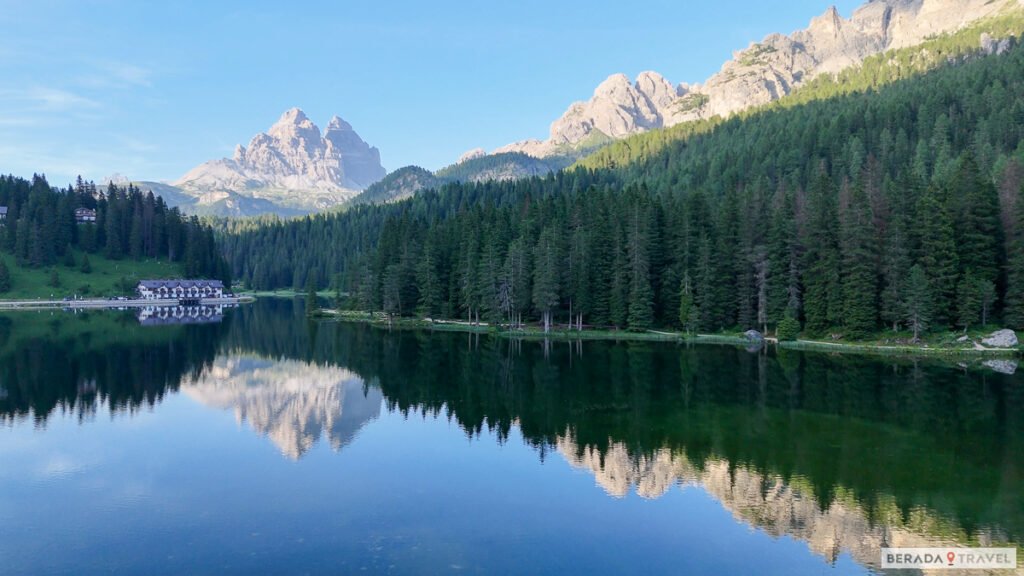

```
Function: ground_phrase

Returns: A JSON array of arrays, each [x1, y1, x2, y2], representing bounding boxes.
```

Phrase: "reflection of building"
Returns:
[[74, 207, 96, 223], [137, 304, 229, 326], [183, 356, 383, 459], [137, 279, 224, 300], [556, 435, 1015, 576]]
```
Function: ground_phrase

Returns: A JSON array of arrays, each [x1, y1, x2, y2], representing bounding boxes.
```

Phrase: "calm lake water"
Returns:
[[1, 299, 1021, 575]]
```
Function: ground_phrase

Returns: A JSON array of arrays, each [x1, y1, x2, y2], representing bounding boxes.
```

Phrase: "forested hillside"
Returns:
[[580, 9, 1024, 173], [0, 175, 230, 295], [223, 42, 1024, 337]]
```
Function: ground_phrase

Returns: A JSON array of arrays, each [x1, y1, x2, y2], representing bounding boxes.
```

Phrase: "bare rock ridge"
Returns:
[[498, 0, 1019, 158], [174, 108, 385, 213]]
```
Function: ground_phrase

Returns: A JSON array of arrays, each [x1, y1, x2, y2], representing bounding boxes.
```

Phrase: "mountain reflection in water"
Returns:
[[182, 355, 382, 459], [0, 299, 1021, 575]]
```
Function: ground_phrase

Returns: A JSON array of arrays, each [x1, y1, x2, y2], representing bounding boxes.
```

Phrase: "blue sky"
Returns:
[[0, 0, 861, 186]]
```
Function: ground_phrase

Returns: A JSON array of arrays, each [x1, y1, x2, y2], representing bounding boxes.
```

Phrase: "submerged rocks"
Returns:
[[982, 329, 1018, 348]]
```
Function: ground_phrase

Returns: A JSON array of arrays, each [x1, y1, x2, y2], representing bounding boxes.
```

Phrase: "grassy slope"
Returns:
[[0, 250, 182, 299]]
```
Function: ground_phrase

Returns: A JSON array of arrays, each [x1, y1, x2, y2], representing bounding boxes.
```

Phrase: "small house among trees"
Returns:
[[0, 206, 7, 223], [74, 207, 97, 223]]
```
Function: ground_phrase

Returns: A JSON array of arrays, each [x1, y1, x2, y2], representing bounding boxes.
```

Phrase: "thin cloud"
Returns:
[[0, 86, 100, 112], [78, 60, 154, 89]]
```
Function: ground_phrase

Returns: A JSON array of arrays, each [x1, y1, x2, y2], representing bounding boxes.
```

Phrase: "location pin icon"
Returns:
[[947, 551, 956, 566]]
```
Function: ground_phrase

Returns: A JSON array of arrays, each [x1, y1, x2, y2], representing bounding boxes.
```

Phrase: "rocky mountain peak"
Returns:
[[266, 107, 321, 145], [174, 108, 386, 213], [458, 148, 487, 163], [326, 115, 352, 132], [809, 5, 844, 37], [495, 0, 1017, 159]]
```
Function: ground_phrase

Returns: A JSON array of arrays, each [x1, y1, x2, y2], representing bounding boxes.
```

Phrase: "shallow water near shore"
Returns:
[[1, 298, 1021, 575]]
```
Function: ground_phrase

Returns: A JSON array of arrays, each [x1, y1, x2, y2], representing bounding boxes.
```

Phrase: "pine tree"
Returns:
[[803, 173, 841, 335], [0, 258, 10, 293], [678, 272, 698, 335], [532, 227, 561, 332], [914, 185, 958, 327], [306, 275, 319, 315], [841, 180, 877, 339], [48, 268, 60, 288], [956, 269, 982, 331], [626, 203, 654, 330], [904, 264, 933, 341], [776, 314, 801, 341], [948, 153, 1002, 284], [62, 245, 75, 268], [79, 253, 91, 274], [609, 223, 628, 329], [416, 237, 441, 317], [880, 217, 911, 331], [1003, 184, 1024, 329]]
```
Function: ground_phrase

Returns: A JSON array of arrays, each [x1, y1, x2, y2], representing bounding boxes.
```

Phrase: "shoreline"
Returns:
[[0, 296, 253, 311], [310, 309, 1021, 359]]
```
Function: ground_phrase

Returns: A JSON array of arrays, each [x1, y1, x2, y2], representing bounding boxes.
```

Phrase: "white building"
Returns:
[[0, 206, 7, 223], [137, 279, 225, 301], [74, 207, 97, 223]]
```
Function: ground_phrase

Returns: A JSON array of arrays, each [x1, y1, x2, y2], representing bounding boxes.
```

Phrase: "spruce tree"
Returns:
[[956, 269, 982, 331], [948, 153, 1001, 284], [1003, 184, 1024, 329], [905, 264, 933, 341], [0, 258, 10, 293], [626, 204, 654, 331], [841, 180, 877, 339], [914, 185, 958, 327], [678, 273, 698, 335], [803, 173, 841, 335], [79, 253, 91, 274], [532, 227, 560, 332], [880, 217, 911, 331], [306, 275, 319, 315]]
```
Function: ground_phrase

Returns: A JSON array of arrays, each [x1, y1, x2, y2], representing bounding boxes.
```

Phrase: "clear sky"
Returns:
[[0, 0, 862, 186]]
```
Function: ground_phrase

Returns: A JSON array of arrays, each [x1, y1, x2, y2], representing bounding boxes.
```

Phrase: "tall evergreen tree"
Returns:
[[905, 264, 933, 341], [803, 173, 841, 334], [0, 257, 10, 293], [914, 185, 958, 326], [841, 180, 878, 338]]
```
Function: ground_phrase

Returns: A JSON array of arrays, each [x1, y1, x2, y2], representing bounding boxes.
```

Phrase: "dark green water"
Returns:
[[1, 299, 1021, 575]]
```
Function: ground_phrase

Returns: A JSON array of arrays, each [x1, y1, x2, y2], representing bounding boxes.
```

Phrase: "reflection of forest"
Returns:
[[182, 355, 382, 459], [2, 299, 1022, 570]]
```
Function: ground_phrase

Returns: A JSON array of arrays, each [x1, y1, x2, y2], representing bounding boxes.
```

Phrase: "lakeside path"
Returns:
[[0, 297, 249, 311], [310, 310, 1020, 359]]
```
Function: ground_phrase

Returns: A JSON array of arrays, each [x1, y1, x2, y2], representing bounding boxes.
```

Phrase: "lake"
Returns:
[[1, 299, 1021, 575]]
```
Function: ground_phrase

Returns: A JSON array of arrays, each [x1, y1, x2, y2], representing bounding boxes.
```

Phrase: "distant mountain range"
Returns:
[[495, 0, 1017, 158], [126, 0, 1022, 216], [128, 108, 386, 217]]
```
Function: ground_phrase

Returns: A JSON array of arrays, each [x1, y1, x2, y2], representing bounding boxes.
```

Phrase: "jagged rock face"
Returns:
[[500, 0, 1017, 157], [174, 108, 385, 213], [324, 116, 386, 189], [182, 355, 383, 460], [498, 72, 681, 157]]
